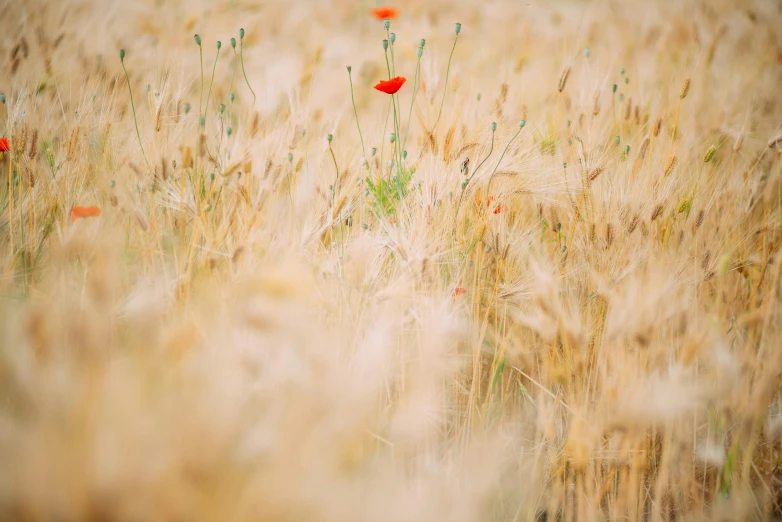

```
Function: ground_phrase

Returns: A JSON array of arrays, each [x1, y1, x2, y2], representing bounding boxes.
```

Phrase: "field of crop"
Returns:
[[1, 0, 782, 520]]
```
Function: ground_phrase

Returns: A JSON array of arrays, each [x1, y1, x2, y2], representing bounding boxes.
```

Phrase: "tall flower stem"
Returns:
[[119, 50, 149, 166], [347, 67, 366, 160], [239, 29, 257, 107]]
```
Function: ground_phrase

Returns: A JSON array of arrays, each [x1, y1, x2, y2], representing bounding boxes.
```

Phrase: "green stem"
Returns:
[[379, 97, 392, 176], [472, 131, 495, 179], [329, 143, 339, 206], [384, 48, 401, 176], [240, 38, 257, 107], [486, 126, 523, 196], [203, 46, 221, 129], [429, 34, 459, 142], [227, 50, 240, 105], [347, 69, 366, 159], [198, 45, 204, 118], [120, 60, 149, 166], [402, 55, 422, 152]]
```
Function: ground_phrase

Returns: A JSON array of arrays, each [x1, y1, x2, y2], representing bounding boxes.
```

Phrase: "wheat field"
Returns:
[[1, 0, 782, 520]]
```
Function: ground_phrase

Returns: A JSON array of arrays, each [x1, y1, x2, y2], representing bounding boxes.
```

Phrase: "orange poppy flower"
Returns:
[[374, 76, 406, 94], [486, 196, 507, 214], [0, 138, 9, 152], [370, 6, 399, 20], [70, 205, 102, 222], [453, 287, 467, 296]]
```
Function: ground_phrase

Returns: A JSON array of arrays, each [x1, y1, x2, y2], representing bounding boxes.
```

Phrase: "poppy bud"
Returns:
[[231, 38, 236, 49], [519, 120, 526, 128], [402, 150, 407, 159], [288, 153, 293, 163], [199, 116, 205, 127], [382, 39, 388, 50], [327, 134, 333, 143], [194, 34, 202, 46], [110, 180, 116, 188], [389, 133, 396, 143], [239, 28, 245, 40], [625, 144, 630, 154], [184, 103, 191, 114], [615, 136, 621, 145], [389, 33, 396, 44], [347, 65, 352, 73], [584, 47, 590, 57], [371, 147, 377, 156], [491, 122, 497, 132], [230, 93, 235, 102], [119, 49, 125, 61], [383, 19, 390, 30], [620, 67, 625, 75], [0, 94, 5, 104], [219, 104, 226, 113], [388, 160, 394, 169], [216, 40, 222, 49], [227, 127, 233, 136], [420, 39, 426, 48], [454, 23, 461, 35], [416, 47, 423, 58], [612, 84, 617, 93]]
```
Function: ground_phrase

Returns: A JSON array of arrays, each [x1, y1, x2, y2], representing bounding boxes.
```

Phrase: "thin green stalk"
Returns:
[[347, 67, 366, 159], [198, 42, 204, 117], [486, 122, 525, 196], [379, 97, 393, 176], [402, 53, 422, 152], [203, 42, 221, 129], [227, 48, 239, 106], [383, 48, 402, 175], [429, 33, 459, 141], [119, 51, 149, 166], [386, 29, 396, 78], [328, 142, 339, 206], [472, 129, 495, 179], [239, 29, 257, 107]]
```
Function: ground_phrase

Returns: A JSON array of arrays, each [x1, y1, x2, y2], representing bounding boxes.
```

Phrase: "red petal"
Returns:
[[71, 205, 102, 222], [370, 7, 399, 19]]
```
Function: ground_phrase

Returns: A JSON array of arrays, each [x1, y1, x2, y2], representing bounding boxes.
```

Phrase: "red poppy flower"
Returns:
[[453, 287, 467, 296], [71, 205, 102, 222], [0, 138, 9, 152], [370, 6, 399, 20], [374, 76, 406, 95], [486, 196, 507, 214]]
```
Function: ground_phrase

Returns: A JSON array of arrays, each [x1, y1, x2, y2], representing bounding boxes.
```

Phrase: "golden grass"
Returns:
[[1, 0, 782, 520]]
